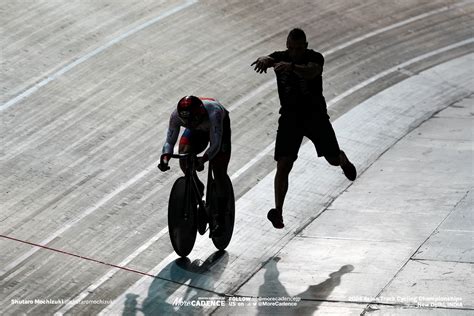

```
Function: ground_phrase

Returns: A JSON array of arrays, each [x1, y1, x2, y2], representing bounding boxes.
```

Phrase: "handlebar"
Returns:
[[168, 153, 203, 160], [169, 153, 191, 159], [161, 153, 206, 172]]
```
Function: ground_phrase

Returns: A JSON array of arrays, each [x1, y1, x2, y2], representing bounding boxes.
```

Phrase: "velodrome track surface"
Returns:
[[1, 1, 473, 315]]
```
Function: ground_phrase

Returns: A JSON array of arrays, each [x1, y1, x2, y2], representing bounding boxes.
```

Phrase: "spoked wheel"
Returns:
[[209, 175, 235, 250], [168, 177, 197, 257]]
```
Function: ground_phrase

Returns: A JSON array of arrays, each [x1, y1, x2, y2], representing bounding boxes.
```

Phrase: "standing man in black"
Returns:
[[251, 28, 356, 229]]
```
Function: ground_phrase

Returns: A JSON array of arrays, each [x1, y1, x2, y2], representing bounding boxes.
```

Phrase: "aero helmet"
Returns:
[[177, 95, 205, 123]]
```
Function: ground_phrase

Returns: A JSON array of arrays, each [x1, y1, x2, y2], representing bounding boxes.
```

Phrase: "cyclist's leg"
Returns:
[[211, 154, 230, 199], [178, 129, 208, 195], [210, 113, 231, 208], [208, 114, 231, 236], [209, 153, 230, 237], [178, 129, 193, 173]]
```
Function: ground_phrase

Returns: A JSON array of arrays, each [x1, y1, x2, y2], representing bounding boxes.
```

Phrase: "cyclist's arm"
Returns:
[[162, 112, 181, 156], [203, 110, 225, 161]]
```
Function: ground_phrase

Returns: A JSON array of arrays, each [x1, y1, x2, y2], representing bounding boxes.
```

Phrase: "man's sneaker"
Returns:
[[340, 151, 357, 181], [267, 209, 284, 229]]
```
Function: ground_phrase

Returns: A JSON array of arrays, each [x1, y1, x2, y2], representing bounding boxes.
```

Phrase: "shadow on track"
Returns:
[[122, 250, 228, 316], [258, 257, 354, 315]]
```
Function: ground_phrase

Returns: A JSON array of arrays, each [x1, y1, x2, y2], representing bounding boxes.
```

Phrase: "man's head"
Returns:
[[286, 28, 308, 62], [177, 95, 205, 128]]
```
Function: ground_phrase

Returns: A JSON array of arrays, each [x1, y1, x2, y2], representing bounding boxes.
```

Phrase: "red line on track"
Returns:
[[0, 234, 156, 278], [1, 234, 227, 297]]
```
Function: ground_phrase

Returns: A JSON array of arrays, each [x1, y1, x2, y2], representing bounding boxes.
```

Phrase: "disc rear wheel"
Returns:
[[209, 175, 235, 250]]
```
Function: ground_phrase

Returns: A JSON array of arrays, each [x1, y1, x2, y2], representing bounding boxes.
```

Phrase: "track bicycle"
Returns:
[[167, 153, 235, 257]]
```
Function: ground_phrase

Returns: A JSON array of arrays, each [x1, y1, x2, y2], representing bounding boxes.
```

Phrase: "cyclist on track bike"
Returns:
[[158, 96, 231, 237]]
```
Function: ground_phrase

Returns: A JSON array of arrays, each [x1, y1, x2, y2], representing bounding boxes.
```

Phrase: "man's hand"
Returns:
[[157, 154, 170, 172], [274, 62, 293, 74], [251, 56, 275, 74]]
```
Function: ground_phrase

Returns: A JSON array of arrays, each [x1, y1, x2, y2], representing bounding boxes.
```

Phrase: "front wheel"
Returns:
[[209, 175, 235, 250], [168, 177, 197, 257]]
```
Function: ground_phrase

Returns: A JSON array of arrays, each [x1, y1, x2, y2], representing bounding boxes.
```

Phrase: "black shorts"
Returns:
[[274, 112, 340, 161]]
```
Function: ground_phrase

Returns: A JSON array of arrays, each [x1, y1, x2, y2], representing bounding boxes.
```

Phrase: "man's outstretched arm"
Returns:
[[274, 61, 322, 79], [251, 56, 276, 74], [294, 62, 322, 79]]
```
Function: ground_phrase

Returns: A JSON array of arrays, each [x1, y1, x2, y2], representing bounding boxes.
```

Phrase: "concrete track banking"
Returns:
[[0, 0, 473, 315]]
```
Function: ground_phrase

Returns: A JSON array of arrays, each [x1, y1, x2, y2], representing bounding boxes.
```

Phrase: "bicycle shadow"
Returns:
[[122, 250, 229, 316], [257, 257, 354, 315]]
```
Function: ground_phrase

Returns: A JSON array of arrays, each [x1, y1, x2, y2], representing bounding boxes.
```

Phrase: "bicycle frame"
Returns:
[[167, 152, 234, 254], [170, 153, 207, 220]]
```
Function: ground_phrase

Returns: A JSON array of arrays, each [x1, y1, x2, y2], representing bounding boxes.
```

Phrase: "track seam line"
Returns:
[[0, 234, 156, 278], [1, 45, 471, 314], [228, 1, 470, 114], [2, 40, 471, 283], [1, 5, 471, 312], [1, 2, 466, 113], [0, 234, 227, 297], [0, 0, 198, 112]]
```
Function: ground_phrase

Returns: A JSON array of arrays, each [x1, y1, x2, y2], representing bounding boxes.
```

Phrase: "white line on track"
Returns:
[[56, 227, 169, 314], [326, 38, 474, 107], [2, 0, 469, 284], [55, 140, 274, 314], [97, 53, 474, 316], [0, 2, 466, 113], [0, 165, 156, 276], [227, 79, 276, 112], [323, 1, 470, 56], [230, 141, 276, 181], [228, 39, 474, 185], [228, 1, 469, 113], [54, 39, 473, 315], [1, 2, 471, 309], [0, 0, 198, 112]]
